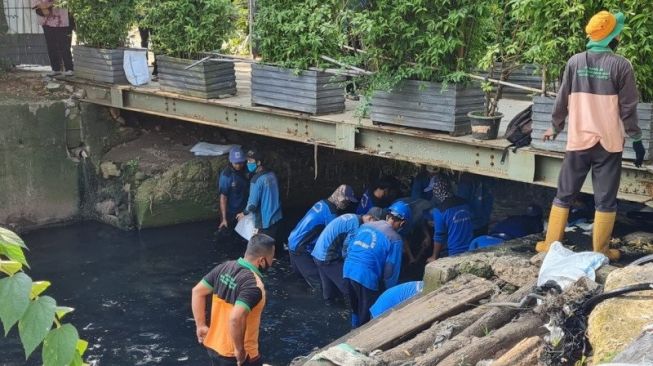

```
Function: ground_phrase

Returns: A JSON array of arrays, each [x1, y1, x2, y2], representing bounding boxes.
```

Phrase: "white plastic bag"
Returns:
[[235, 214, 256, 241], [190, 142, 235, 157], [537, 242, 608, 290], [123, 48, 150, 86]]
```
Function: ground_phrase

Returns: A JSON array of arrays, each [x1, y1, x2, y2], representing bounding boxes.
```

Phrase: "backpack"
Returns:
[[501, 105, 532, 164]]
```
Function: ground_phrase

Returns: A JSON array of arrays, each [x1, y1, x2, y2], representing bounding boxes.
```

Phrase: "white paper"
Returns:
[[123, 49, 150, 86], [235, 214, 256, 241]]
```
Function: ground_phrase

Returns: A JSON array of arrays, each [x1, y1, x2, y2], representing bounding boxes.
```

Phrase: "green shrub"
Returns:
[[0, 1, 8, 34], [143, 0, 236, 59], [65, 0, 136, 48], [254, 0, 348, 70], [352, 0, 495, 90], [0, 227, 88, 366]]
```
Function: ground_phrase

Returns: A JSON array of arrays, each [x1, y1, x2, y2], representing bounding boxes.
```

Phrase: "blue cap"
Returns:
[[229, 146, 246, 164], [388, 201, 411, 221]]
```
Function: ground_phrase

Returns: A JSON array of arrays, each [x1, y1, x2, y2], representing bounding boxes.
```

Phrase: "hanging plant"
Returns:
[[65, 0, 136, 49], [351, 0, 495, 91], [254, 0, 348, 70], [143, 0, 237, 59]]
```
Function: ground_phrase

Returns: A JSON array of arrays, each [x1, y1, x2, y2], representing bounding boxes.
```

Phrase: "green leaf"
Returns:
[[76, 339, 88, 356], [0, 260, 23, 276], [30, 281, 51, 300], [0, 242, 28, 267], [0, 227, 27, 248], [42, 324, 79, 366], [0, 272, 32, 335], [55, 306, 75, 321], [18, 295, 56, 359]]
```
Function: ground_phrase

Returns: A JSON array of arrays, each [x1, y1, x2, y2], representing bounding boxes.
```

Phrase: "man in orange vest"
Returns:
[[191, 234, 276, 366], [538, 11, 645, 261]]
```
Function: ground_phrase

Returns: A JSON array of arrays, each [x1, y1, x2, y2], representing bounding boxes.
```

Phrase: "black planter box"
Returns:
[[73, 46, 127, 84], [371, 80, 484, 136], [251, 64, 346, 115], [157, 55, 237, 99]]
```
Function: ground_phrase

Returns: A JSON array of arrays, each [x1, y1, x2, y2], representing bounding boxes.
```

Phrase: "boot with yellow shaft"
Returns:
[[536, 205, 569, 253], [593, 211, 620, 261]]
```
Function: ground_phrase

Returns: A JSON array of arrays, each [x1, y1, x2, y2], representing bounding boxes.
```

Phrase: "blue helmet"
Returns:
[[388, 201, 411, 222]]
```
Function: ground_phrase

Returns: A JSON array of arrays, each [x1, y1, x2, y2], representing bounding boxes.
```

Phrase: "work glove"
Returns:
[[633, 140, 645, 168]]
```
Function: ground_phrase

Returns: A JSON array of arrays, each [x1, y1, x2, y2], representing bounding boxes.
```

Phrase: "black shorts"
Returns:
[[207, 348, 262, 366]]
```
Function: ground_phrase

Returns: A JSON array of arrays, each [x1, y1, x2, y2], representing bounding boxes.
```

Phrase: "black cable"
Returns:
[[582, 283, 653, 313], [629, 254, 653, 267]]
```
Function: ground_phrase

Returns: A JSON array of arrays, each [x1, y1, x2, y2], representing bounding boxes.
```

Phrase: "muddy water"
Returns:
[[0, 221, 350, 366]]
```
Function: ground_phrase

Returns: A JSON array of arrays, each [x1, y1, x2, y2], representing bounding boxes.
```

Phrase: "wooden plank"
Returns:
[[345, 276, 494, 353]]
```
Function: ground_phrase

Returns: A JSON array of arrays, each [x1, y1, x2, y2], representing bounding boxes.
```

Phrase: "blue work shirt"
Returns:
[[490, 216, 543, 240], [370, 281, 424, 318], [288, 200, 338, 254], [217, 165, 249, 221], [456, 180, 493, 230], [244, 170, 282, 229], [312, 213, 361, 262], [355, 189, 387, 215], [432, 198, 473, 256], [468, 235, 505, 251], [410, 174, 432, 201], [343, 220, 403, 291]]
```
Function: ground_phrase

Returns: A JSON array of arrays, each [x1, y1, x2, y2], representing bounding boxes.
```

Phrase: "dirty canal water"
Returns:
[[0, 221, 350, 365]]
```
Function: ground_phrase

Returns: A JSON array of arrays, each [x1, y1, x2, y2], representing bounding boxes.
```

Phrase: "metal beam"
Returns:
[[78, 82, 653, 204]]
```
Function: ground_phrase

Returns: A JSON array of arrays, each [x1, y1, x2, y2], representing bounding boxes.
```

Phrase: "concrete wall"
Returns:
[[0, 101, 79, 228]]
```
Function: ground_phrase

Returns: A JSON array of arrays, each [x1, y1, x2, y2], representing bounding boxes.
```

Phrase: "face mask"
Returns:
[[247, 162, 258, 173]]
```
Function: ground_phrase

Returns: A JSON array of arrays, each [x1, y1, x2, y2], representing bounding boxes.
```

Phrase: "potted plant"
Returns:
[[353, 0, 493, 136], [515, 1, 652, 160], [66, 0, 137, 83], [468, 0, 527, 140], [142, 0, 237, 99], [252, 0, 348, 115]]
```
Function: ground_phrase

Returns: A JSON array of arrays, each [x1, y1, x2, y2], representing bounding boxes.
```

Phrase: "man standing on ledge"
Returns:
[[538, 11, 646, 261], [237, 149, 283, 241], [191, 234, 276, 366]]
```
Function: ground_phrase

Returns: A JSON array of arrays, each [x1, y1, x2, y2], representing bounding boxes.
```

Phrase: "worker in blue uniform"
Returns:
[[410, 167, 433, 201], [288, 185, 359, 289], [423, 176, 473, 262], [355, 176, 395, 215], [469, 204, 544, 250], [370, 281, 424, 319], [217, 146, 249, 234], [311, 207, 385, 302], [456, 174, 494, 237], [344, 201, 410, 328], [236, 149, 283, 241]]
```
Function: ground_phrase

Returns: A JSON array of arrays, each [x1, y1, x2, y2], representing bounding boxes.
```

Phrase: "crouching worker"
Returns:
[[311, 207, 385, 303], [469, 204, 544, 250], [191, 234, 276, 366], [344, 201, 410, 328], [289, 185, 358, 289], [370, 281, 424, 319]]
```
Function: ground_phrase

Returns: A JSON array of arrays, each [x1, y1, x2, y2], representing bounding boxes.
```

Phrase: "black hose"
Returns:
[[629, 254, 653, 266], [582, 283, 653, 313]]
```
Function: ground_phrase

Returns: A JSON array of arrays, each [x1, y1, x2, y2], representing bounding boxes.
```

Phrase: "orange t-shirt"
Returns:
[[201, 258, 266, 359]]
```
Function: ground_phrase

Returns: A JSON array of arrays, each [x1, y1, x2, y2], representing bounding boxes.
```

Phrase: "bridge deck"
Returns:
[[68, 63, 653, 205]]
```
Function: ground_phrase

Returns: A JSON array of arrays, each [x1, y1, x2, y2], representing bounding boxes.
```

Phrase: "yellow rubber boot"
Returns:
[[536, 205, 569, 253], [593, 211, 620, 261]]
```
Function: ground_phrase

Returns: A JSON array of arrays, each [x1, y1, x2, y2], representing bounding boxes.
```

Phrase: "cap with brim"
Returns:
[[423, 176, 437, 193], [587, 12, 625, 49]]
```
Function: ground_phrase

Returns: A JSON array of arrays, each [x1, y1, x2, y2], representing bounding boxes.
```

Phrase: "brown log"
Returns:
[[347, 275, 495, 353], [491, 336, 545, 366], [379, 306, 487, 365], [435, 314, 547, 366], [412, 279, 537, 365]]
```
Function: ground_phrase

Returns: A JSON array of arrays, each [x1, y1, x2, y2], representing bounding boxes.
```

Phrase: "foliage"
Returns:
[[509, 0, 603, 87], [143, 0, 237, 59], [351, 0, 494, 91], [0, 227, 88, 365], [64, 0, 136, 49], [223, 0, 250, 55], [254, 0, 349, 70], [477, 0, 529, 116], [613, 2, 653, 103], [0, 0, 8, 34]]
